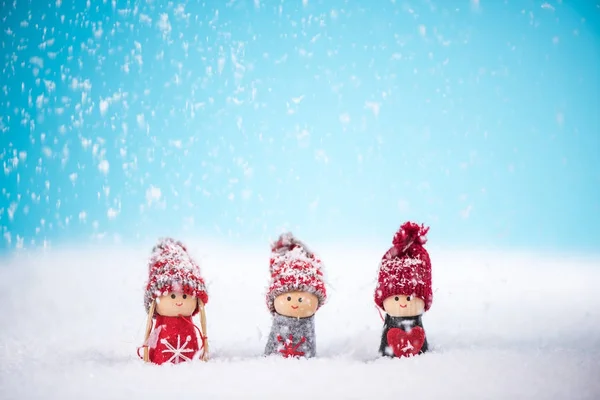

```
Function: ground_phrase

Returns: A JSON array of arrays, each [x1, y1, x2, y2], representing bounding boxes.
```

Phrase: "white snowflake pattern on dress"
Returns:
[[160, 335, 194, 363]]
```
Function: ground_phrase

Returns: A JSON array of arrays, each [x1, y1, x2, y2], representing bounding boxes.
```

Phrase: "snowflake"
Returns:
[[277, 334, 306, 358], [402, 341, 415, 353], [161, 335, 194, 363]]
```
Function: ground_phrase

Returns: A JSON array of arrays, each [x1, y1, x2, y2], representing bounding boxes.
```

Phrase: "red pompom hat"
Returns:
[[374, 222, 433, 312], [266, 232, 327, 314], [144, 238, 209, 315]]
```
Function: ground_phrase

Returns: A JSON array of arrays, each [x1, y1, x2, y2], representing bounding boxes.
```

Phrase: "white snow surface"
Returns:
[[1, 241, 599, 400]]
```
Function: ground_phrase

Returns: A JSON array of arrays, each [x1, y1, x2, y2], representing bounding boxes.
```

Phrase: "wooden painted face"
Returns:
[[274, 291, 319, 318], [382, 295, 425, 317], [156, 292, 197, 317]]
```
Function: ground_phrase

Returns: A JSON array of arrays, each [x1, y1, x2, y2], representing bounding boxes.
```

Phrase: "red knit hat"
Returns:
[[265, 232, 327, 314], [144, 238, 209, 315], [374, 222, 433, 312]]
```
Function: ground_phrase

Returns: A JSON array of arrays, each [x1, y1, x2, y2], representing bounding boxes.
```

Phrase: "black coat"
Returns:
[[379, 314, 428, 357]]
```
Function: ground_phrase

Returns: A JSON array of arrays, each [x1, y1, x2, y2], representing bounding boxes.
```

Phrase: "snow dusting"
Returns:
[[1, 243, 599, 399]]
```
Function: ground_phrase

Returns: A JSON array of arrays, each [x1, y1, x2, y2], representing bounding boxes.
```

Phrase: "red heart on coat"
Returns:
[[386, 327, 425, 357]]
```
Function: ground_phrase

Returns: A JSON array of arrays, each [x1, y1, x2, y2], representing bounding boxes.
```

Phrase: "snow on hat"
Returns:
[[144, 237, 209, 315], [266, 232, 327, 314], [374, 222, 433, 312]]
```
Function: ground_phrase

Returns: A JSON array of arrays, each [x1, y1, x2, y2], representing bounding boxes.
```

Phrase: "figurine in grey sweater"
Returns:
[[264, 233, 327, 358]]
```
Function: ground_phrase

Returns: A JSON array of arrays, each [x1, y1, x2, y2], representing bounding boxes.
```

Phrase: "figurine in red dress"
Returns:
[[140, 238, 209, 364]]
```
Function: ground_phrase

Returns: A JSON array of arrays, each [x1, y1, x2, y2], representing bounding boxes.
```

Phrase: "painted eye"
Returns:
[[407, 296, 412, 301], [394, 296, 399, 301], [298, 298, 303, 303], [287, 296, 292, 301], [182, 294, 187, 299], [170, 294, 176, 299]]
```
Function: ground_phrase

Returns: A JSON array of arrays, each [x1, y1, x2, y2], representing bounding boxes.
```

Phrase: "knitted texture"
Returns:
[[144, 238, 209, 315], [264, 313, 317, 358], [374, 222, 433, 311], [146, 315, 200, 364], [265, 232, 327, 314]]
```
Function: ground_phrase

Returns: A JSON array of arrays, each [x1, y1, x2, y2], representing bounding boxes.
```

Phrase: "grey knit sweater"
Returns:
[[264, 313, 316, 358]]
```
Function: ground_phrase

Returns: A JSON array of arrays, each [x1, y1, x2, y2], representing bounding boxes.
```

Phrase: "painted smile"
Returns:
[[291, 305, 299, 310], [399, 304, 407, 308], [175, 302, 183, 307]]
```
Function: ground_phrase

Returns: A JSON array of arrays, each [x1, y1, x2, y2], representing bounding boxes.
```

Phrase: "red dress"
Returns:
[[146, 315, 200, 365]]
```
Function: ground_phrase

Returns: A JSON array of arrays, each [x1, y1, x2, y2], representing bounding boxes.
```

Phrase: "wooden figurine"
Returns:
[[140, 238, 209, 364], [264, 233, 327, 358], [374, 222, 433, 358]]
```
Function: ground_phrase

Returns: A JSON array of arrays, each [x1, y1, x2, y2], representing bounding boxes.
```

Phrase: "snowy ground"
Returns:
[[1, 240, 599, 400]]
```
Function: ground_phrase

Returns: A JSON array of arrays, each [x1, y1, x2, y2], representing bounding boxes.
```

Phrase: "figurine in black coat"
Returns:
[[378, 304, 428, 357], [374, 222, 433, 358]]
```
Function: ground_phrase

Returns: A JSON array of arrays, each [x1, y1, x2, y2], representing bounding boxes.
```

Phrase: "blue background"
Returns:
[[1, 0, 599, 253]]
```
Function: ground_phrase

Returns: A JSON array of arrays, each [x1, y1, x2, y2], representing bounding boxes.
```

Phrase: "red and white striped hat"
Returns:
[[265, 232, 327, 314], [144, 238, 209, 315]]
